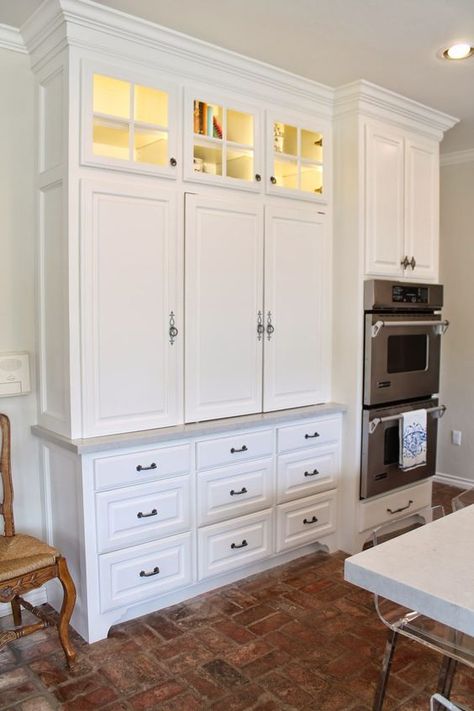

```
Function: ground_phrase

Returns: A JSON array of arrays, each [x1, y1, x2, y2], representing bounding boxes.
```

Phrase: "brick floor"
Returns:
[[0, 482, 472, 710]]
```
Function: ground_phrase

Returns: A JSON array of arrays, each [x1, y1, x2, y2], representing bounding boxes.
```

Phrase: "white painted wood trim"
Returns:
[[440, 149, 474, 166], [433, 472, 473, 490], [0, 588, 48, 618], [334, 80, 458, 139], [0, 24, 27, 54]]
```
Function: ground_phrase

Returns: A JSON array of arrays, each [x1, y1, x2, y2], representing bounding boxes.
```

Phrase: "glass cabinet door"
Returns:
[[268, 115, 325, 200], [185, 92, 262, 190], [83, 68, 178, 177]]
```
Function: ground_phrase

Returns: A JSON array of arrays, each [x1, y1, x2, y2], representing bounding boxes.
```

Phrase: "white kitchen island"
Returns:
[[344, 505, 474, 636]]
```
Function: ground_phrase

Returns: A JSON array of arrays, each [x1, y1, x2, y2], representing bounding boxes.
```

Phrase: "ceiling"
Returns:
[[2, 0, 474, 152]]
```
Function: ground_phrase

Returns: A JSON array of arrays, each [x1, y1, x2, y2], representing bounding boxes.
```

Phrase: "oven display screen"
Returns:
[[392, 285, 429, 304]]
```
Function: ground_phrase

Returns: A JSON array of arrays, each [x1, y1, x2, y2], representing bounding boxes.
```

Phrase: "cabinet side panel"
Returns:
[[38, 182, 70, 432], [39, 68, 64, 174], [405, 140, 438, 280]]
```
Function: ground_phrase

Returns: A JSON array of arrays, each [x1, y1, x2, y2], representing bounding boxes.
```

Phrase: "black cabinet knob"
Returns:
[[255, 174, 262, 182], [270, 176, 277, 184], [170, 157, 177, 167]]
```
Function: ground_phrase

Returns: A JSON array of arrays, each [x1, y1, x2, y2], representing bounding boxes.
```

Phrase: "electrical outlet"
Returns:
[[452, 430, 462, 446]]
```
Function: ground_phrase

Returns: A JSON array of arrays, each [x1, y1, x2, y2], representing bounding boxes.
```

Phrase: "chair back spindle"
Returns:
[[0, 413, 15, 537]]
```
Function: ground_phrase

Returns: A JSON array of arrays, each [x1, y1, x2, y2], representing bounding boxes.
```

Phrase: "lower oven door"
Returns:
[[364, 313, 444, 406], [360, 398, 438, 499]]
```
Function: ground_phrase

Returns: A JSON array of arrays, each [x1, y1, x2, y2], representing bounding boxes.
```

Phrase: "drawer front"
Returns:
[[198, 459, 273, 526], [358, 480, 432, 532], [96, 475, 191, 553], [276, 491, 337, 553], [198, 509, 273, 580], [278, 417, 341, 453], [277, 445, 339, 503], [196, 429, 273, 471], [94, 444, 191, 491], [99, 532, 193, 612]]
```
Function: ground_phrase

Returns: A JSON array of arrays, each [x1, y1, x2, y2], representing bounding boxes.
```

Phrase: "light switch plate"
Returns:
[[0, 352, 31, 396]]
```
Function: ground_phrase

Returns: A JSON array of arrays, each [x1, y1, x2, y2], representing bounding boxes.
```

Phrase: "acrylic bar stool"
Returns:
[[370, 506, 474, 711], [452, 487, 474, 511], [431, 693, 471, 711]]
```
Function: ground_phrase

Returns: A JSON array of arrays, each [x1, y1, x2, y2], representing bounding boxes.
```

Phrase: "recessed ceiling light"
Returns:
[[442, 42, 474, 60]]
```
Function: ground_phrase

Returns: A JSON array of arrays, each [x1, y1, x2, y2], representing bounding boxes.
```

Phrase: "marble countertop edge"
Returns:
[[31, 402, 347, 455]]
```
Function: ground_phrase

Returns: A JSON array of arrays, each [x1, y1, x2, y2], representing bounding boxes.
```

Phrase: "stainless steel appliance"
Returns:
[[361, 397, 445, 499], [361, 280, 448, 499], [364, 280, 448, 407]]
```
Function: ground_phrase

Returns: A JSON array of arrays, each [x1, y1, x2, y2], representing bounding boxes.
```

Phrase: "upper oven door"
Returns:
[[364, 313, 443, 406]]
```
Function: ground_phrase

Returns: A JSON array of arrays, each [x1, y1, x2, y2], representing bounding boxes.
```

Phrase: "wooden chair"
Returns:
[[0, 413, 76, 667]]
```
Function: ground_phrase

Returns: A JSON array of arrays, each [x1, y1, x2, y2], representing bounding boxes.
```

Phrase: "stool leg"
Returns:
[[373, 629, 399, 711], [437, 656, 458, 700], [11, 597, 22, 626]]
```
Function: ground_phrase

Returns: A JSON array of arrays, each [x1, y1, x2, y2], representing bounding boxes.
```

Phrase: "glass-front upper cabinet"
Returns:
[[81, 64, 178, 177], [183, 89, 263, 191], [266, 112, 329, 202]]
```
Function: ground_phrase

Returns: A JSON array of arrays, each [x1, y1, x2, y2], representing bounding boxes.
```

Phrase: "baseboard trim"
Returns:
[[433, 471, 473, 490], [0, 587, 47, 618]]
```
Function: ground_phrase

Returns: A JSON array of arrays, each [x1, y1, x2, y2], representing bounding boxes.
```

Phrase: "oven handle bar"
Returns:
[[371, 319, 450, 338], [368, 405, 446, 435]]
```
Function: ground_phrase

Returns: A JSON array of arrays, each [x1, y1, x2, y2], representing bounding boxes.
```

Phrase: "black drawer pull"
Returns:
[[387, 500, 413, 515], [136, 462, 157, 472], [230, 487, 248, 496], [231, 539, 248, 549], [304, 469, 319, 477], [303, 516, 319, 525], [304, 432, 320, 440], [139, 566, 160, 578], [137, 508, 158, 519], [230, 445, 248, 454]]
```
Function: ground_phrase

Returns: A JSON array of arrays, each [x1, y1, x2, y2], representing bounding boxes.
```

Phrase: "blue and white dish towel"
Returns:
[[399, 409, 427, 470]]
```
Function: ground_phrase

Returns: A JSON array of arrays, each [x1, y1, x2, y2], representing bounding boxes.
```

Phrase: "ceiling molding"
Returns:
[[21, 0, 334, 114], [0, 23, 27, 53], [334, 80, 458, 140], [440, 149, 474, 167]]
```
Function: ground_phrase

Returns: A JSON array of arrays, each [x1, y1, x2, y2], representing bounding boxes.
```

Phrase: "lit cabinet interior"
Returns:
[[92, 74, 170, 167], [192, 99, 256, 182], [271, 121, 324, 195]]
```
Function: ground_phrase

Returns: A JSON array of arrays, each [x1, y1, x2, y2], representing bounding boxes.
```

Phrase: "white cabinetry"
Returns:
[[264, 206, 329, 410], [365, 121, 439, 281], [37, 408, 342, 642], [184, 194, 264, 422], [81, 180, 182, 436], [185, 196, 330, 422]]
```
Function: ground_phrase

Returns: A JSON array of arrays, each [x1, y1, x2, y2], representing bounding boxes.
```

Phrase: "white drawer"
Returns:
[[198, 509, 273, 580], [96, 475, 191, 553], [99, 532, 192, 613], [94, 443, 191, 491], [277, 445, 339, 503], [198, 459, 273, 526], [276, 490, 337, 553], [358, 480, 432, 533], [278, 417, 340, 453], [196, 429, 273, 471]]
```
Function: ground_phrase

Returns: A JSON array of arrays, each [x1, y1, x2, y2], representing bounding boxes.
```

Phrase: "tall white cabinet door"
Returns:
[[365, 122, 405, 277], [263, 206, 329, 412], [185, 194, 264, 422], [404, 137, 439, 281], [81, 180, 182, 436]]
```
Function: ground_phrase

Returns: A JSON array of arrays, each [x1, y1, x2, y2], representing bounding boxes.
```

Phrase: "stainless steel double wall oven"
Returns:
[[361, 280, 448, 499]]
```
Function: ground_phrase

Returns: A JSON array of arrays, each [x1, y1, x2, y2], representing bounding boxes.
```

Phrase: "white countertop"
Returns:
[[344, 506, 474, 636], [31, 402, 346, 454]]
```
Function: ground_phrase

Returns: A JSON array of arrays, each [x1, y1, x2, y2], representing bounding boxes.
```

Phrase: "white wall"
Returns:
[[0, 47, 43, 536], [437, 158, 474, 483]]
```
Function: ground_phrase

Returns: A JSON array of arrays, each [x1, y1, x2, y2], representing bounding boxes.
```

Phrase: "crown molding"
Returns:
[[21, 0, 334, 115], [440, 149, 474, 166], [0, 23, 27, 54], [334, 80, 458, 140]]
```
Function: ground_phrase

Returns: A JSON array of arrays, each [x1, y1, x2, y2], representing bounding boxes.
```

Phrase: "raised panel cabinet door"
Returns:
[[81, 180, 182, 436], [365, 122, 405, 277], [185, 194, 264, 422], [404, 138, 439, 281], [263, 206, 329, 411]]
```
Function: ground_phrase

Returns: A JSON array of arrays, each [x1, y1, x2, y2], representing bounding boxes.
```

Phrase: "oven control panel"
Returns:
[[392, 285, 429, 304]]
